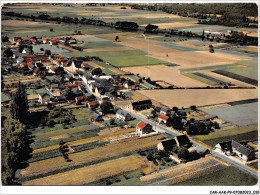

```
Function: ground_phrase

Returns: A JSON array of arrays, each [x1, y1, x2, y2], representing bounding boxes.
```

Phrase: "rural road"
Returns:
[[83, 80, 258, 178], [114, 105, 258, 178]]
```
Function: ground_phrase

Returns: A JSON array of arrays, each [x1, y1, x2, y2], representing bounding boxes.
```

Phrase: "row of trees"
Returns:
[[2, 82, 32, 185], [130, 3, 258, 27]]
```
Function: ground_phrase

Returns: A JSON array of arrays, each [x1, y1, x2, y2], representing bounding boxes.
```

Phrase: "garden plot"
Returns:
[[21, 134, 165, 179], [23, 155, 149, 185], [203, 102, 258, 127], [32, 44, 70, 54], [140, 155, 228, 185], [138, 88, 258, 109]]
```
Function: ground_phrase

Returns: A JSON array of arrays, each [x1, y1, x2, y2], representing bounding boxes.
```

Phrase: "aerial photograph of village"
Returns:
[[0, 2, 258, 189]]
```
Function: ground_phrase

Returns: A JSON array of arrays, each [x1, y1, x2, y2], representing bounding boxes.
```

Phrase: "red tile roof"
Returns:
[[76, 96, 87, 101], [137, 121, 148, 130], [88, 101, 100, 107], [158, 114, 169, 121], [74, 81, 83, 85]]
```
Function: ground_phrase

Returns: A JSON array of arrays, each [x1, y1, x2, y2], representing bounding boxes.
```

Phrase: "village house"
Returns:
[[123, 80, 140, 89], [157, 139, 177, 151], [214, 140, 255, 162], [158, 114, 169, 124], [116, 109, 133, 122], [90, 112, 102, 122], [160, 107, 171, 116], [174, 135, 191, 148], [75, 96, 87, 104], [38, 93, 51, 105], [128, 100, 152, 111], [88, 100, 100, 109], [136, 121, 153, 136]]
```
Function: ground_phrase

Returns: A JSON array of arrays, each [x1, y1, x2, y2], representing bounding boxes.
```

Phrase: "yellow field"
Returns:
[[115, 36, 249, 68], [138, 88, 258, 108], [122, 66, 208, 87], [238, 47, 258, 53], [23, 155, 147, 185], [22, 134, 164, 178], [140, 22, 198, 29]]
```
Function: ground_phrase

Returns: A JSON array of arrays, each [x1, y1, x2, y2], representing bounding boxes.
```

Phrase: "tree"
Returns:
[[145, 24, 159, 32], [110, 118, 115, 125], [10, 82, 29, 125], [178, 147, 190, 160], [172, 106, 179, 112], [100, 101, 114, 114], [45, 50, 51, 56], [3, 48, 13, 58], [2, 36, 9, 42], [92, 68, 102, 75]]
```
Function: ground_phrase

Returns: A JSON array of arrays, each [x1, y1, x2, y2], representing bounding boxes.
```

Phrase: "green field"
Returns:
[[1, 92, 10, 103], [194, 125, 258, 147], [85, 50, 167, 67], [26, 88, 46, 95], [173, 166, 257, 186], [81, 41, 123, 49], [87, 50, 147, 57]]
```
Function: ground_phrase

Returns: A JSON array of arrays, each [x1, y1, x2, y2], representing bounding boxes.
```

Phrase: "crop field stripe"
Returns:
[[194, 125, 258, 141], [213, 70, 258, 86], [201, 131, 258, 147], [21, 135, 164, 178], [182, 72, 215, 86], [192, 72, 231, 85], [23, 155, 147, 185]]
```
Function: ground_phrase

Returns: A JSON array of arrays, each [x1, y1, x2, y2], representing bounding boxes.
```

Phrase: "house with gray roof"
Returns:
[[214, 140, 255, 162], [116, 109, 133, 121]]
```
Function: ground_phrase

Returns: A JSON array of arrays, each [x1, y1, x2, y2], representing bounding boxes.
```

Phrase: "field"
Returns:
[[21, 134, 164, 179], [86, 50, 167, 67], [122, 65, 208, 87], [173, 166, 257, 186], [138, 89, 258, 108], [140, 155, 228, 185], [194, 125, 258, 147], [1, 92, 10, 102], [23, 155, 149, 185], [203, 102, 258, 127]]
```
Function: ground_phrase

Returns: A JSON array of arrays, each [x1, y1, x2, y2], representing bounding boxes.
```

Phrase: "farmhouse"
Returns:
[[214, 140, 255, 162], [38, 93, 51, 104], [136, 121, 153, 136], [160, 107, 171, 116], [75, 96, 87, 104], [157, 139, 176, 151], [174, 135, 191, 148], [158, 114, 169, 124], [88, 100, 100, 109], [90, 112, 102, 122], [116, 109, 133, 121], [129, 100, 152, 111]]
